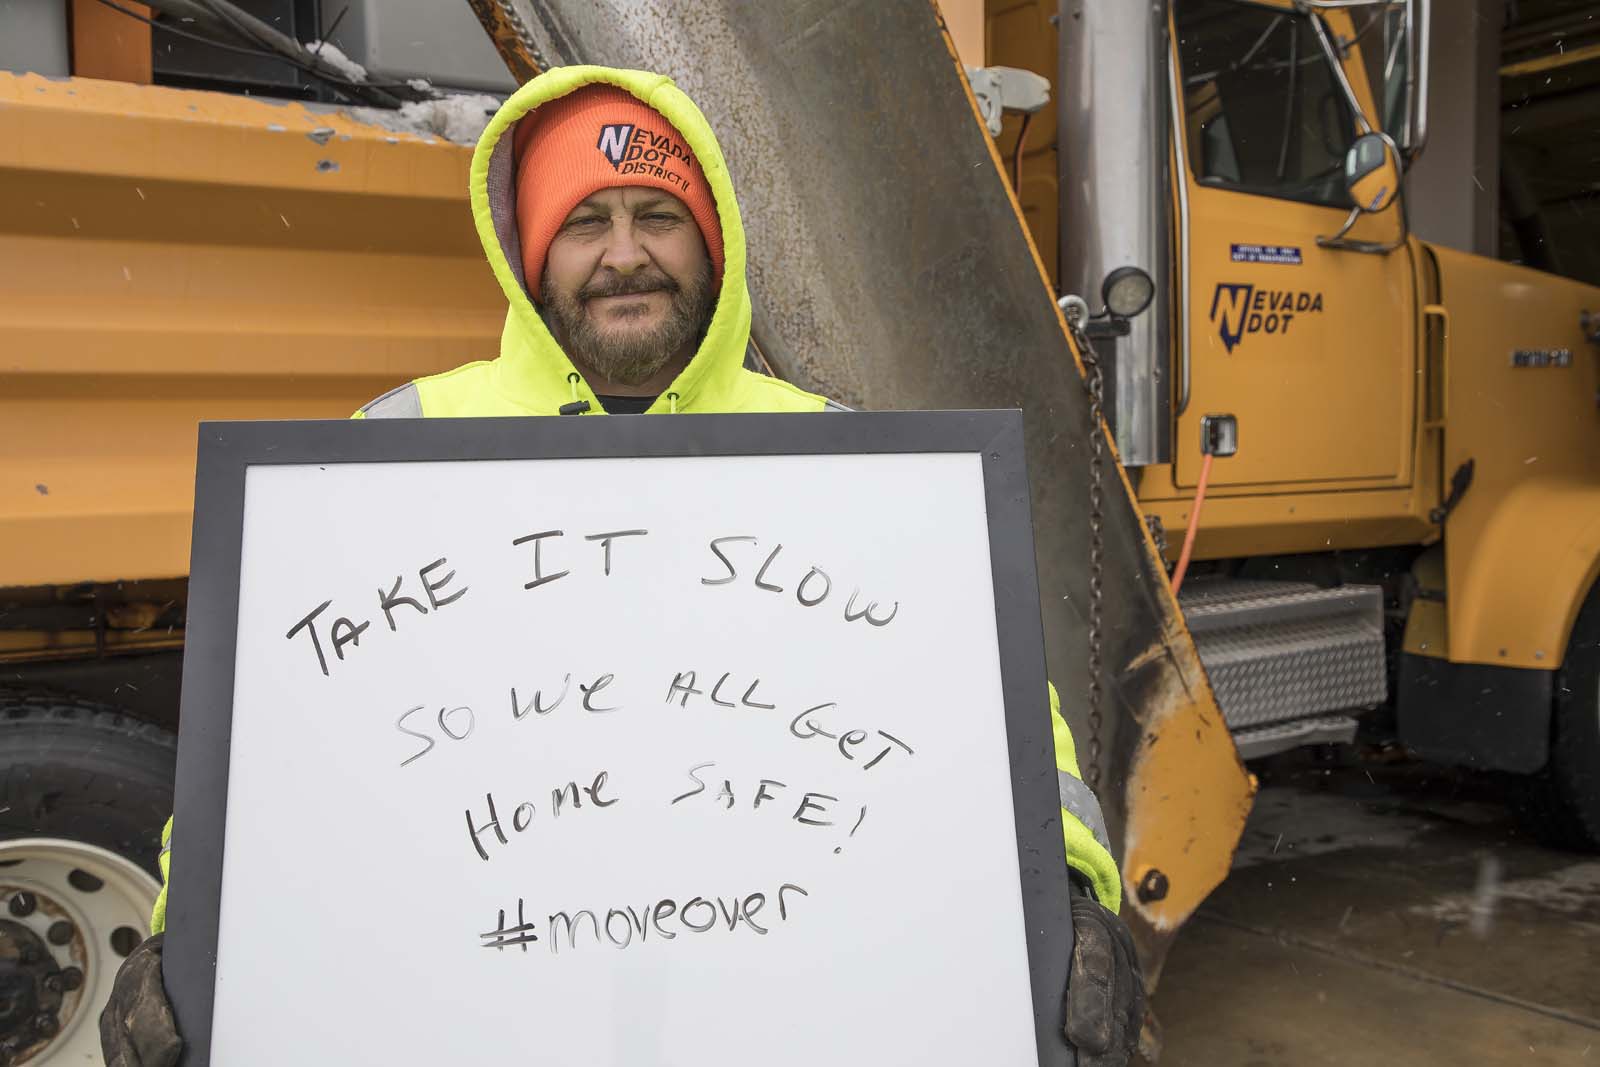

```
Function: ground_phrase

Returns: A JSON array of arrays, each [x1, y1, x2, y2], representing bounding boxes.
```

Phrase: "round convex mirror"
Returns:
[[1345, 132, 1401, 214]]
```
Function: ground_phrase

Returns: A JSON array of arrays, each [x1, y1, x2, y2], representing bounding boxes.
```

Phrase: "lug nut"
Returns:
[[66, 870, 104, 894], [110, 926, 141, 958], [59, 967, 82, 992], [31, 1012, 57, 1038], [45, 921, 73, 946], [6, 894, 35, 918], [41, 974, 61, 994]]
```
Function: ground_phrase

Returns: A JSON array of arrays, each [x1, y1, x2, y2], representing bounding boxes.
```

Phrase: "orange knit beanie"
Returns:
[[513, 85, 724, 300]]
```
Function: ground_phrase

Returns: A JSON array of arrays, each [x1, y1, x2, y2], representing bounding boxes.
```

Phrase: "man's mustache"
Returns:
[[580, 271, 680, 301]]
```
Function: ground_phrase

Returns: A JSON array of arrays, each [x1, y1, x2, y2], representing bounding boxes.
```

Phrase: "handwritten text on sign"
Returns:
[[277, 526, 912, 958]]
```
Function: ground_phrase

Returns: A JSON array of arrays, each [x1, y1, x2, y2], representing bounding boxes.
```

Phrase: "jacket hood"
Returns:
[[470, 66, 750, 415]]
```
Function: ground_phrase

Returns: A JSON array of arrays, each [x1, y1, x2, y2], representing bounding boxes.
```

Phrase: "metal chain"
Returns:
[[467, 0, 553, 80], [1066, 315, 1107, 792]]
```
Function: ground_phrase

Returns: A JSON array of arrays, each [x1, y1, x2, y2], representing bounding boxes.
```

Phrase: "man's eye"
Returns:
[[566, 217, 605, 230], [643, 213, 680, 223]]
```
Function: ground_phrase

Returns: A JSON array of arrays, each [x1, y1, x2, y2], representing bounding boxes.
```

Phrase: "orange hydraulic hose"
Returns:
[[1170, 451, 1214, 596]]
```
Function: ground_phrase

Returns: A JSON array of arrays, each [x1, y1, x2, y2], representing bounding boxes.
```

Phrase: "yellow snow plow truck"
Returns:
[[985, 0, 1600, 818], [1, 0, 1597, 1062]]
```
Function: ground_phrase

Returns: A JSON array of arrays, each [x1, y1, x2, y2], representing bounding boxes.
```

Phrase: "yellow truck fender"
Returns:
[[1400, 480, 1600, 774], [1447, 477, 1600, 670]]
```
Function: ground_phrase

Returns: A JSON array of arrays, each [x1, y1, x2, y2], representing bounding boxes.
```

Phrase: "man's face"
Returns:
[[540, 187, 715, 388]]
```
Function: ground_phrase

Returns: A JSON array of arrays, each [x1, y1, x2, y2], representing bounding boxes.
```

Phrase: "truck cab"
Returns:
[[989, 0, 1600, 839]]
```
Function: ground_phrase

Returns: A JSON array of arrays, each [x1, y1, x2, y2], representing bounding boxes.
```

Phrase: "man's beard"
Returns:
[[540, 262, 716, 387]]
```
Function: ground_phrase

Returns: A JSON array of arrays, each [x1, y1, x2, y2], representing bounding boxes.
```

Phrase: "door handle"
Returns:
[[1422, 304, 1449, 430]]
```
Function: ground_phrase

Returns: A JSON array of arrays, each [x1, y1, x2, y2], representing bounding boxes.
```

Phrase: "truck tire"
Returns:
[[1512, 589, 1600, 850], [0, 690, 175, 1064]]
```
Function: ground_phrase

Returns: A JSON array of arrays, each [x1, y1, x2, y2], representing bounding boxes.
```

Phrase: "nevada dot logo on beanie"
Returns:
[[595, 121, 695, 196], [515, 84, 724, 293]]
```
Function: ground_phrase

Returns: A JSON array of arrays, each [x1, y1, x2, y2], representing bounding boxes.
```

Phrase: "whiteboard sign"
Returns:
[[168, 411, 1074, 1066]]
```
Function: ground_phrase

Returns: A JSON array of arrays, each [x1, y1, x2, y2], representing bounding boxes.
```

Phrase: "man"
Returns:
[[102, 66, 1143, 1066]]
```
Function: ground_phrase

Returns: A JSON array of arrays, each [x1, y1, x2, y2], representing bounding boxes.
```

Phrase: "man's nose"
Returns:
[[599, 220, 649, 274]]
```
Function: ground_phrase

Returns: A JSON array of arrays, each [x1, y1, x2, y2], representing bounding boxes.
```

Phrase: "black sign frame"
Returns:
[[166, 410, 1075, 1066]]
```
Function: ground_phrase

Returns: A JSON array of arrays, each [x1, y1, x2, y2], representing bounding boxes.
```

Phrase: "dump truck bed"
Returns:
[[0, 73, 503, 588]]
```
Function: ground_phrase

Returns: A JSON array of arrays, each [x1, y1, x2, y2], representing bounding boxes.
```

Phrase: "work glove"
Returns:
[[94, 905, 1140, 1067], [100, 933, 182, 1067], [1064, 894, 1145, 1067]]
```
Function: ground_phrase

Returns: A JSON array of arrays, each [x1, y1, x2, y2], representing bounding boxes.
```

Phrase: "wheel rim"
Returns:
[[0, 839, 160, 1065]]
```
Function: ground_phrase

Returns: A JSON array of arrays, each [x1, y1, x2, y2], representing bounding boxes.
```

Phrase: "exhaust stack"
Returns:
[[1058, 0, 1174, 466]]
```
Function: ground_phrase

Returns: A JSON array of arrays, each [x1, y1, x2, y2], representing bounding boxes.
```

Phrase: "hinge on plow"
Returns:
[[1429, 459, 1474, 525]]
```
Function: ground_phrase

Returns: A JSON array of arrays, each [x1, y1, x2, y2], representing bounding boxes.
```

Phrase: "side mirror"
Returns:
[[1345, 132, 1401, 213], [1317, 131, 1408, 254]]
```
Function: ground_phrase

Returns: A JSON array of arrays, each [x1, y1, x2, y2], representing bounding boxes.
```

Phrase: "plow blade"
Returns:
[[473, 0, 1255, 984]]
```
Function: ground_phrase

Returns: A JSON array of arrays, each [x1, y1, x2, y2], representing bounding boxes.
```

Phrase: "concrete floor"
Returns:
[[1153, 751, 1600, 1065]]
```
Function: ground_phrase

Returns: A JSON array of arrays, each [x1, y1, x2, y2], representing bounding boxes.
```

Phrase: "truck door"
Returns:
[[1171, 0, 1416, 490]]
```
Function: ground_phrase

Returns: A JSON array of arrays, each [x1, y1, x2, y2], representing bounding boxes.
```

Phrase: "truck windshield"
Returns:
[[1175, 0, 1357, 209], [1350, 6, 1411, 144]]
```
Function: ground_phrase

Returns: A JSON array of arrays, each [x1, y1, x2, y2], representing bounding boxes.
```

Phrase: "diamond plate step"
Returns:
[[1231, 714, 1360, 761], [1179, 579, 1387, 732]]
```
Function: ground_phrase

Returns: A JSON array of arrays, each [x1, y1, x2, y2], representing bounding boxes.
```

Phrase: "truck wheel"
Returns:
[[0, 691, 174, 1064], [1512, 589, 1600, 851]]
